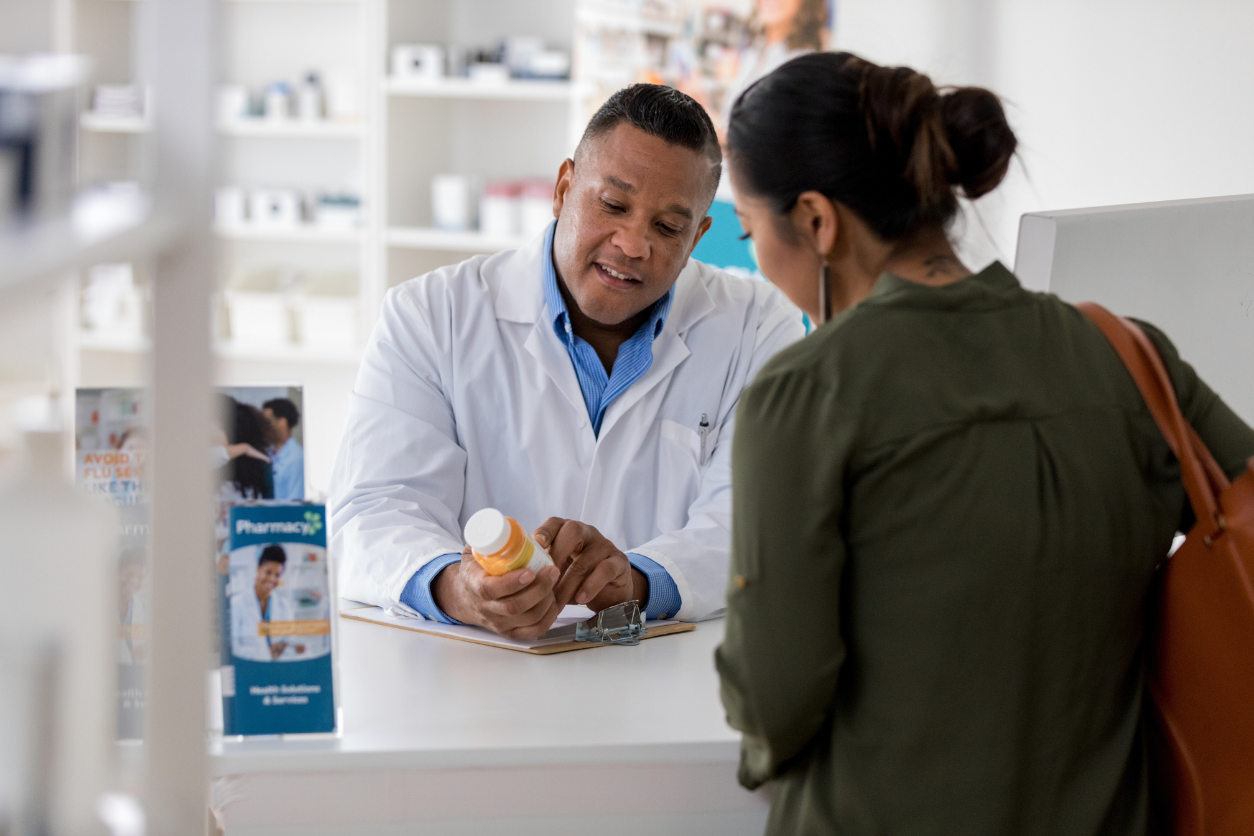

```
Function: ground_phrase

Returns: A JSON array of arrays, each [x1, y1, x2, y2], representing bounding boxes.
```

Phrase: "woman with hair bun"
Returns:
[[715, 52, 1254, 834]]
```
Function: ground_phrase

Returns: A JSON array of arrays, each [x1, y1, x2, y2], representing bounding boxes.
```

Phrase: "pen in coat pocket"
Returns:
[[699, 413, 709, 464]]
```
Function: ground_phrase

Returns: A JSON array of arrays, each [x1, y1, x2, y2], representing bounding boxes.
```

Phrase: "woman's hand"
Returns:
[[226, 443, 270, 463]]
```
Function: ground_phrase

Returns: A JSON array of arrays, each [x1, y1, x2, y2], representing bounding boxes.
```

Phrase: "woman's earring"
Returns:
[[817, 264, 832, 325]]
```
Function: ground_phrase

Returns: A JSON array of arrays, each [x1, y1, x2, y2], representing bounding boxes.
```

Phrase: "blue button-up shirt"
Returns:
[[401, 223, 683, 623], [270, 437, 304, 500]]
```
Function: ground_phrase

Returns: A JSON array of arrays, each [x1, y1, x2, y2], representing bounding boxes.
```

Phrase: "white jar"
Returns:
[[479, 181, 520, 238], [431, 175, 471, 232]]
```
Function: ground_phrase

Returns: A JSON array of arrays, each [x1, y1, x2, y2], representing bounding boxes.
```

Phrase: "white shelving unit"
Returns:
[[385, 75, 576, 101], [218, 117, 363, 137], [80, 111, 151, 133], [386, 225, 526, 253], [215, 222, 362, 244]]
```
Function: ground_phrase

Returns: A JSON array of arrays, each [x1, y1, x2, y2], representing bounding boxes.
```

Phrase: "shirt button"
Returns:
[[733, 575, 747, 589]]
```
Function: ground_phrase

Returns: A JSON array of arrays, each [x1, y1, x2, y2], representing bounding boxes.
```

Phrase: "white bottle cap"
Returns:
[[464, 508, 511, 555]]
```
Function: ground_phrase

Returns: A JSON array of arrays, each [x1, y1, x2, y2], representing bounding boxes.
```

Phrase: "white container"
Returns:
[[264, 83, 291, 121], [314, 192, 361, 231], [217, 85, 249, 124], [323, 69, 359, 122], [215, 186, 248, 228], [297, 72, 322, 121], [81, 263, 144, 340], [226, 291, 291, 348], [468, 62, 510, 84], [297, 297, 358, 351], [480, 181, 520, 238], [391, 44, 445, 81], [519, 179, 555, 237], [249, 189, 301, 229], [431, 175, 471, 232]]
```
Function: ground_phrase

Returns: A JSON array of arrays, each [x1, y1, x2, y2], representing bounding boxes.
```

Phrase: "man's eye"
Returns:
[[601, 199, 624, 212], [738, 231, 751, 241], [658, 223, 680, 236]]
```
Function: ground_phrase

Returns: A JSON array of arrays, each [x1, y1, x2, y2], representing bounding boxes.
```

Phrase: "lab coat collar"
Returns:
[[491, 221, 716, 336]]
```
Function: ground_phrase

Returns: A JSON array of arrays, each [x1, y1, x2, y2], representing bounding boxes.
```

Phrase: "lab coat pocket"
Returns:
[[656, 419, 702, 533]]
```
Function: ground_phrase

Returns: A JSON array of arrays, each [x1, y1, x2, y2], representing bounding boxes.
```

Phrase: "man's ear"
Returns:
[[791, 191, 839, 259], [688, 214, 714, 256], [553, 158, 575, 218]]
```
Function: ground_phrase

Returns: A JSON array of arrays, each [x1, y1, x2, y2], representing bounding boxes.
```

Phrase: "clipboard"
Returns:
[[340, 604, 695, 655]]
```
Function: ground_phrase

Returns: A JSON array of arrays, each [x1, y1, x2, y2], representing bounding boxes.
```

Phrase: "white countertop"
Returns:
[[210, 609, 739, 776]]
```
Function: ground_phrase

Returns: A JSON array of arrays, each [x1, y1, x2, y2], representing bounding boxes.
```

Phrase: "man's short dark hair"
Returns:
[[259, 545, 287, 567], [577, 84, 722, 201], [263, 398, 300, 430]]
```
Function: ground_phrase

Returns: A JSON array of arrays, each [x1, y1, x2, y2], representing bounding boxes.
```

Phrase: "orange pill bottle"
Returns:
[[463, 508, 554, 576]]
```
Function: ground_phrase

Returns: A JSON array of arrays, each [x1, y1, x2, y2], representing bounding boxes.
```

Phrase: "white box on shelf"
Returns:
[[225, 291, 291, 348], [480, 181, 520, 238], [215, 186, 248, 227], [431, 175, 471, 231], [392, 45, 445, 81], [520, 180, 555, 237], [249, 189, 301, 229], [81, 262, 145, 341], [295, 271, 357, 351]]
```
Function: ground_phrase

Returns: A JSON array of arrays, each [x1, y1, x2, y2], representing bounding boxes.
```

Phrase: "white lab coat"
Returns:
[[229, 585, 297, 662], [329, 232, 804, 621]]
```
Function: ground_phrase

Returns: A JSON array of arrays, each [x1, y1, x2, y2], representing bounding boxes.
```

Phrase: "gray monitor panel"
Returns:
[[1014, 194, 1254, 426]]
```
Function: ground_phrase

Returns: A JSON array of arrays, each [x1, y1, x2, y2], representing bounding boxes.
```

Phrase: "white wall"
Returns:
[[838, 0, 1254, 288]]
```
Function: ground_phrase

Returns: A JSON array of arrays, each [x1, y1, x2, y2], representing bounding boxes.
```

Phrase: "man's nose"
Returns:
[[610, 218, 650, 261]]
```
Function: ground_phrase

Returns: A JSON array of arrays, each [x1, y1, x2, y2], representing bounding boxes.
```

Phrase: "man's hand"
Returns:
[[532, 518, 649, 613], [432, 547, 562, 638]]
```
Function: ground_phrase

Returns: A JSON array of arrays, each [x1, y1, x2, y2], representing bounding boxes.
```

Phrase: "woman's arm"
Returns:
[[716, 365, 852, 789], [1136, 319, 1254, 481]]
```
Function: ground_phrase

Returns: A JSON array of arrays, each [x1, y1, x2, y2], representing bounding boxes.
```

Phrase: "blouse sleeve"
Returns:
[[715, 364, 854, 789]]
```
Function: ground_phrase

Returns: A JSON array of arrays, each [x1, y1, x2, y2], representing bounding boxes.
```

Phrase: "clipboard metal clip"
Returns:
[[575, 600, 645, 646]]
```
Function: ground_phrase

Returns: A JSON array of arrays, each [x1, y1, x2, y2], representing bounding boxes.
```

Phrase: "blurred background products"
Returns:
[[0, 54, 86, 225], [215, 185, 362, 232], [217, 70, 356, 128], [431, 174, 473, 231], [390, 37, 571, 84]]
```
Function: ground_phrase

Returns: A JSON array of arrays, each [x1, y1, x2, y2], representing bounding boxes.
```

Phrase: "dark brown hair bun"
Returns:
[[727, 51, 1018, 242], [940, 86, 1017, 200]]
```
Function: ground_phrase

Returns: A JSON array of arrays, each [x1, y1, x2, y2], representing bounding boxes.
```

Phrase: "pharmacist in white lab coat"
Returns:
[[230, 545, 306, 662], [329, 85, 803, 638]]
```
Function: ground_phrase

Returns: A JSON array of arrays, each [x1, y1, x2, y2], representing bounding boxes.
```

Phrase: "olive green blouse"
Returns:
[[717, 262, 1254, 836]]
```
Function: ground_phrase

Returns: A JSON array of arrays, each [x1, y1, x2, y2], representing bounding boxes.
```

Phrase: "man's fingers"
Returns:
[[572, 557, 623, 606], [554, 551, 600, 609], [531, 517, 567, 550], [483, 565, 559, 616], [504, 596, 564, 639], [550, 520, 591, 562]]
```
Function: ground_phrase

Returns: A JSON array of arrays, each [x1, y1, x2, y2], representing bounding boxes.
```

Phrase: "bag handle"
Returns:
[[1076, 303, 1229, 543]]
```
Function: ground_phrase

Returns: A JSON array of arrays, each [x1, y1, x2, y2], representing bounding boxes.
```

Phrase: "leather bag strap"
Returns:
[[1076, 302, 1228, 540]]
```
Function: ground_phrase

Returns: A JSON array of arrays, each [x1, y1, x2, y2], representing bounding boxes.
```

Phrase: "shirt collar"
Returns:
[[542, 220, 673, 344]]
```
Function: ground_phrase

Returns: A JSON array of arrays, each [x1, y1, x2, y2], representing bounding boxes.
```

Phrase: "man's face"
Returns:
[[263, 408, 288, 437], [255, 560, 283, 595], [551, 123, 715, 326]]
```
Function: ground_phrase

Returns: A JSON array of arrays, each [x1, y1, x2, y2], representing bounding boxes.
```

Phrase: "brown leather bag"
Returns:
[[1079, 302, 1254, 836]]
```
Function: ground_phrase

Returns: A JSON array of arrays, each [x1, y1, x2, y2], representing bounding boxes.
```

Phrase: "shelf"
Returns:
[[215, 224, 361, 244], [218, 119, 362, 138], [387, 226, 526, 253], [0, 188, 170, 294], [80, 112, 151, 133], [575, 5, 684, 37], [385, 76, 574, 102], [78, 331, 362, 365]]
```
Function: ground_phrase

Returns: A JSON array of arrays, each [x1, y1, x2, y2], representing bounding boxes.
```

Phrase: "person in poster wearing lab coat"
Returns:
[[329, 84, 804, 638], [230, 545, 307, 662]]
